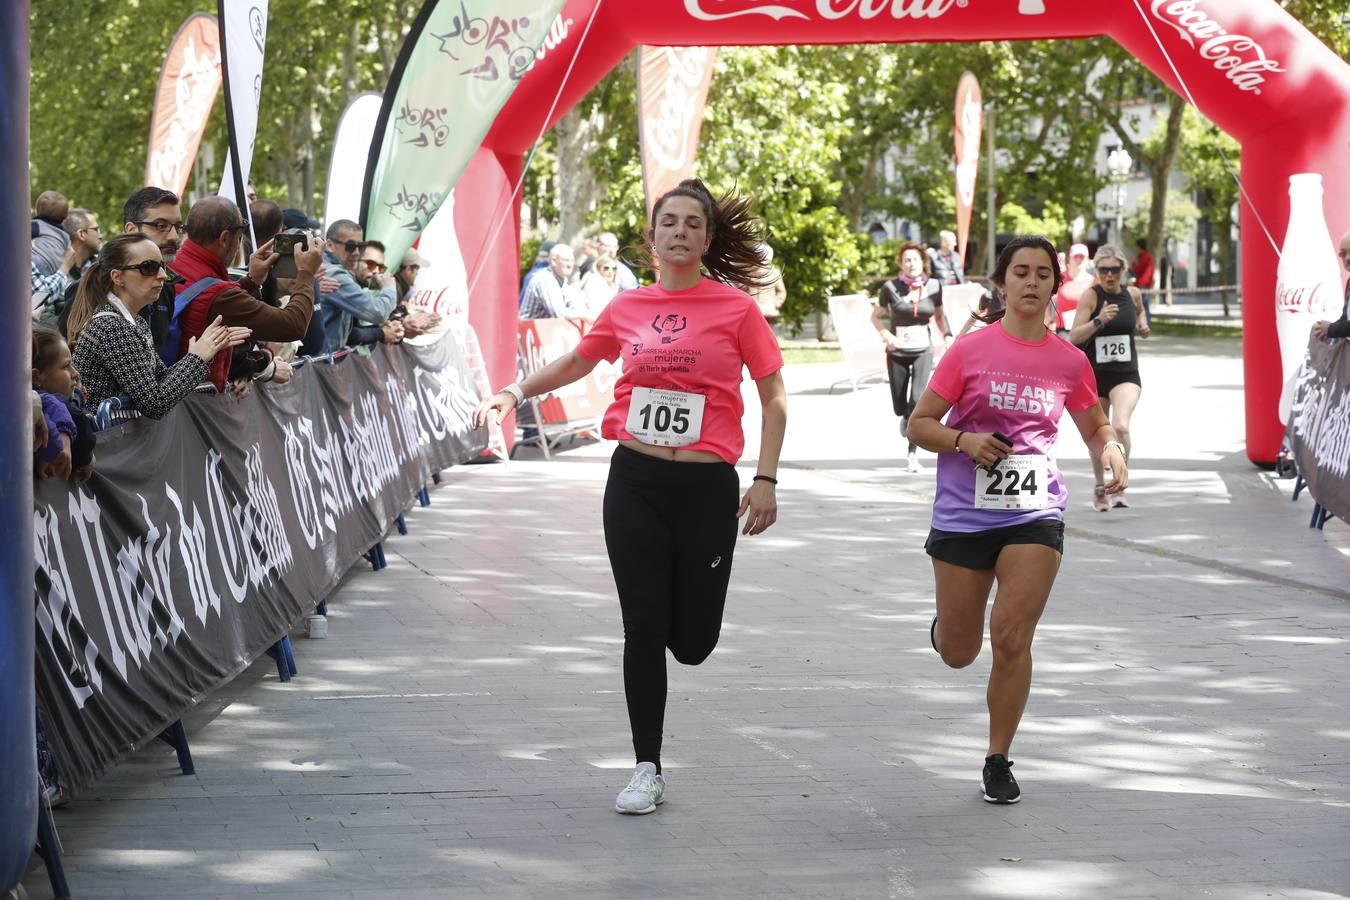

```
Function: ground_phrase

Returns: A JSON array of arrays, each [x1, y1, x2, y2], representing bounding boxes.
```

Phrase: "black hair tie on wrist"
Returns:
[[753, 474, 778, 485]]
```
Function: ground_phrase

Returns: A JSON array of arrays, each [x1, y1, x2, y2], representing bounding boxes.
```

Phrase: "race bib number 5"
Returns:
[[974, 455, 1049, 510], [626, 387, 706, 447], [1095, 334, 1132, 364]]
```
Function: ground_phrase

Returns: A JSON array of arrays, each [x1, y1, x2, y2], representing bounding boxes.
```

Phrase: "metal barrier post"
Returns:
[[1, 3, 39, 891]]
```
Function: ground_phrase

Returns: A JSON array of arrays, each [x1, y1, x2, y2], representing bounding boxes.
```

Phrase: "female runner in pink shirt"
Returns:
[[473, 180, 788, 815], [907, 236, 1128, 805]]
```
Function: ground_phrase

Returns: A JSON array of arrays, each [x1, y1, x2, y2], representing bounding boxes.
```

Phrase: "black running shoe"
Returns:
[[982, 754, 1021, 804]]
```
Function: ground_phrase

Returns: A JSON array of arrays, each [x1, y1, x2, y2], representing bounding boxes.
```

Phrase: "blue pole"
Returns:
[[0, 1, 38, 890]]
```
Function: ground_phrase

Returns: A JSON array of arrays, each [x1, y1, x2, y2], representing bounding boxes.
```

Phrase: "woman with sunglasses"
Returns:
[[1068, 244, 1148, 511], [575, 252, 622, 318], [67, 234, 250, 418], [908, 235, 1128, 805], [474, 179, 786, 816]]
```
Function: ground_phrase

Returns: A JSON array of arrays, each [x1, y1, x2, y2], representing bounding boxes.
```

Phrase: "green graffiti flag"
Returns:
[[362, 0, 567, 268]]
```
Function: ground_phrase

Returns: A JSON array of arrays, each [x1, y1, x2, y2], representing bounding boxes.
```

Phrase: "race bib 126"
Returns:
[[974, 454, 1049, 510], [1095, 334, 1132, 364], [626, 387, 706, 447]]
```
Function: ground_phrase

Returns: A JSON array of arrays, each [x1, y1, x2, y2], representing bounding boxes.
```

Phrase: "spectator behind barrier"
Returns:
[[37, 208, 101, 322], [31, 190, 77, 310], [57, 186, 186, 352], [927, 230, 966, 287], [32, 190, 71, 277], [520, 242, 575, 319], [597, 232, 640, 291], [347, 241, 404, 348], [171, 196, 321, 391], [317, 219, 396, 354], [575, 252, 621, 318], [32, 322, 96, 483], [66, 234, 249, 418]]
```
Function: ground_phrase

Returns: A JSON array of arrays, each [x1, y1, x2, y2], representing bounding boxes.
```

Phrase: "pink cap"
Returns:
[[1069, 243, 1089, 258]]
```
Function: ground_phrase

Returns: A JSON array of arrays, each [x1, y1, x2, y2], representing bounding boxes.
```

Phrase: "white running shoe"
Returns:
[[615, 762, 666, 814], [906, 452, 923, 474]]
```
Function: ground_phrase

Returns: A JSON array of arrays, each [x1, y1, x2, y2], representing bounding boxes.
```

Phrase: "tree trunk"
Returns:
[[1145, 96, 1186, 259], [554, 105, 604, 245]]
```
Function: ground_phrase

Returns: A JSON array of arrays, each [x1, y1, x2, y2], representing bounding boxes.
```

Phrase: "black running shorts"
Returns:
[[925, 518, 1065, 570]]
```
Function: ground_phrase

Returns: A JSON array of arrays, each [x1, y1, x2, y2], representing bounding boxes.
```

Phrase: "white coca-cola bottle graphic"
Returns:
[[1275, 173, 1341, 424]]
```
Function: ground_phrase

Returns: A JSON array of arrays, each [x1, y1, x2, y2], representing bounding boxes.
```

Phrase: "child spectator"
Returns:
[[33, 322, 96, 482]]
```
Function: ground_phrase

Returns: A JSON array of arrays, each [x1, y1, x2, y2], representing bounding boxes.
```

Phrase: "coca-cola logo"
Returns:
[[644, 47, 713, 171], [525, 14, 572, 73], [955, 92, 981, 206], [682, 0, 964, 23], [1149, 1, 1285, 95], [1276, 281, 1339, 318]]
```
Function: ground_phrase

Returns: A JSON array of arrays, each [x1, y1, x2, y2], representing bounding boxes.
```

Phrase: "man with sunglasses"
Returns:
[[169, 196, 324, 391], [317, 219, 397, 354], [1311, 231, 1350, 343]]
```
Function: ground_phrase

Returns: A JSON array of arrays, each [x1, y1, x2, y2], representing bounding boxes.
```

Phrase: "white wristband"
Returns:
[[502, 383, 525, 407], [1103, 440, 1126, 457]]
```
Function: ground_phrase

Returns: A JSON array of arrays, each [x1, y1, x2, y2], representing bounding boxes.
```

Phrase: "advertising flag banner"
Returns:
[[953, 71, 982, 266], [145, 13, 222, 197], [637, 46, 718, 214], [362, 0, 567, 270], [324, 93, 384, 229], [33, 338, 487, 794], [217, 0, 270, 231]]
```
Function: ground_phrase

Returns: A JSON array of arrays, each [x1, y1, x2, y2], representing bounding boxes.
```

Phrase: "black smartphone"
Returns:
[[984, 431, 1014, 472], [273, 229, 309, 279]]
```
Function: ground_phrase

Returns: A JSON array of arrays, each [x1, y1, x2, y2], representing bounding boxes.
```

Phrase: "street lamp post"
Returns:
[[1106, 147, 1132, 246]]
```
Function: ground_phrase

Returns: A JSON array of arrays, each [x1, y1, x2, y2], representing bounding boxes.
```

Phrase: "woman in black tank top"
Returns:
[[1068, 245, 1149, 511]]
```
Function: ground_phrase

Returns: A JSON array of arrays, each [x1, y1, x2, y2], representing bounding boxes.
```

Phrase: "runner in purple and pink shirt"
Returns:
[[908, 235, 1129, 805]]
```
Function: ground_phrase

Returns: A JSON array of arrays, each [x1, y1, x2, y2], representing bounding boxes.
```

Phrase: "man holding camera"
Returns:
[[317, 219, 398, 354], [170, 196, 324, 391]]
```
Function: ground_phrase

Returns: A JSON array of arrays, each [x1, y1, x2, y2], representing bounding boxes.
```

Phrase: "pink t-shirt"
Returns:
[[576, 277, 784, 464], [928, 322, 1098, 532]]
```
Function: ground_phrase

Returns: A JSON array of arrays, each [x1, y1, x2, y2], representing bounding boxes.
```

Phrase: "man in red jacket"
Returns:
[[171, 197, 324, 391], [1130, 238, 1155, 326]]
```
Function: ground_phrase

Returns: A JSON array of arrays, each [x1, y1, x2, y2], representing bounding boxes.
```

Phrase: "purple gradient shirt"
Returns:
[[928, 322, 1098, 532]]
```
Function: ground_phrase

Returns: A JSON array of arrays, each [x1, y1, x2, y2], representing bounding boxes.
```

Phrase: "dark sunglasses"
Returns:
[[1096, 265, 1124, 275], [335, 240, 360, 254], [114, 259, 170, 277]]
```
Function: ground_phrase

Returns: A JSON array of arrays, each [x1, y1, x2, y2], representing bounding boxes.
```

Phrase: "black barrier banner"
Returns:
[[33, 337, 486, 793], [1288, 336, 1350, 522]]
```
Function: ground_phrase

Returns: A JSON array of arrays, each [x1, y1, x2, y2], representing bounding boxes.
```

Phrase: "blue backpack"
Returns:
[[160, 277, 223, 367]]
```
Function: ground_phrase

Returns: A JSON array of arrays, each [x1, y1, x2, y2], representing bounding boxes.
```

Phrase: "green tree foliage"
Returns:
[[30, 0, 419, 226], [1125, 190, 1200, 246], [1280, 1, 1350, 60]]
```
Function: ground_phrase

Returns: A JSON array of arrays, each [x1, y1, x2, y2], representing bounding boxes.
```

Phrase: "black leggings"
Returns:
[[886, 350, 933, 448], [603, 446, 740, 770]]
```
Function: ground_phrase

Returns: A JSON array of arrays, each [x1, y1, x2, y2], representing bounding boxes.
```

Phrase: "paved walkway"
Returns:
[[23, 335, 1350, 900]]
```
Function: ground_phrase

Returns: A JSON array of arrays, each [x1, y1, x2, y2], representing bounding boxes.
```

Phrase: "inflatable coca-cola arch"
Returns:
[[458, 0, 1350, 465]]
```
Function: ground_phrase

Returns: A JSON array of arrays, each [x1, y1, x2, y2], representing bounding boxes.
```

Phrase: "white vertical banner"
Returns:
[[324, 93, 384, 229], [217, 0, 269, 234], [406, 193, 469, 328]]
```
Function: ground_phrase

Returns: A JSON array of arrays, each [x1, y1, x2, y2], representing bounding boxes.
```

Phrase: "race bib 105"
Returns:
[[625, 387, 706, 447]]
